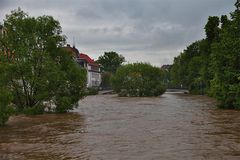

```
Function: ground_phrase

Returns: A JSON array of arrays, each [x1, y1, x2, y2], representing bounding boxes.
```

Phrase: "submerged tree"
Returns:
[[112, 63, 166, 97], [0, 87, 13, 126], [0, 8, 86, 125]]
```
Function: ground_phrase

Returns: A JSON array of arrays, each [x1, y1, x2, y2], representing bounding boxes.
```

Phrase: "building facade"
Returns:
[[63, 45, 101, 87], [78, 53, 101, 87]]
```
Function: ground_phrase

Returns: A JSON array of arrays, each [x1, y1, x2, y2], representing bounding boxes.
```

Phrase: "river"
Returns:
[[1, 93, 240, 160]]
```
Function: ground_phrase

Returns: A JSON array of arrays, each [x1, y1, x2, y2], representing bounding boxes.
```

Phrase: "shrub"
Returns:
[[22, 105, 45, 115], [55, 96, 73, 113], [111, 63, 166, 97], [86, 87, 99, 95], [0, 89, 13, 126]]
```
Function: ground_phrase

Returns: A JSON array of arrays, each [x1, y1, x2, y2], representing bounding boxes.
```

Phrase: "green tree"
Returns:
[[235, 0, 240, 9], [170, 0, 240, 109], [205, 16, 220, 43], [0, 46, 14, 125], [170, 16, 221, 94], [170, 40, 203, 89], [111, 63, 166, 97], [210, 2, 240, 108], [0, 87, 13, 126], [97, 51, 125, 73], [0, 8, 86, 122]]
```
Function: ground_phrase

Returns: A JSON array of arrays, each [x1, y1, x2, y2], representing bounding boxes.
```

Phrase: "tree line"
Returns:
[[170, 1, 240, 109]]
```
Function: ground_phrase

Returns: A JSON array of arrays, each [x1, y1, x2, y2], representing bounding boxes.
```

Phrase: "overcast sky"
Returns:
[[0, 0, 236, 66]]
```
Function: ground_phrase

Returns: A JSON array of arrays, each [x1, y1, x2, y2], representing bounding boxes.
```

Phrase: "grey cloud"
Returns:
[[0, 0, 237, 66], [0, 0, 13, 9]]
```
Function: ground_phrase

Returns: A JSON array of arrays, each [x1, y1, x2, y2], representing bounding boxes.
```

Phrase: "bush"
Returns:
[[22, 105, 45, 115], [0, 106, 13, 126], [55, 96, 73, 113], [111, 63, 166, 97], [0, 89, 13, 126], [52, 58, 87, 113], [86, 87, 99, 95]]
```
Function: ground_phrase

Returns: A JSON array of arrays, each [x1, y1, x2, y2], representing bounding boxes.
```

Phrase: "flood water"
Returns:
[[1, 93, 240, 160]]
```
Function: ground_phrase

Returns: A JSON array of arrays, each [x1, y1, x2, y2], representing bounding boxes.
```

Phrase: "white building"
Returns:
[[63, 45, 101, 88], [77, 53, 101, 87]]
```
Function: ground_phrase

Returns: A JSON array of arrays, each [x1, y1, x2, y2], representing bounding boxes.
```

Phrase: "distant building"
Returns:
[[161, 64, 172, 71], [63, 44, 101, 87], [78, 53, 101, 87]]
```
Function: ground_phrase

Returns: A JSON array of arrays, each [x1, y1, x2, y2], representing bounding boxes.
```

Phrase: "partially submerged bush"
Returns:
[[86, 87, 99, 95], [22, 105, 45, 115], [0, 89, 13, 126], [111, 63, 166, 97]]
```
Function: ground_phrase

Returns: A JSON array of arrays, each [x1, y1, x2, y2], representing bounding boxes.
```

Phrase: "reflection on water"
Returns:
[[1, 93, 240, 159]]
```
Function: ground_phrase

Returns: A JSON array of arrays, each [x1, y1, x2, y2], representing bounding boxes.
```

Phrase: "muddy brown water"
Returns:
[[1, 93, 240, 160]]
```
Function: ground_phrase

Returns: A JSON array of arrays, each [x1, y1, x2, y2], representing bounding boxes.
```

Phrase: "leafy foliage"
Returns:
[[170, 0, 240, 109], [112, 63, 166, 97], [0, 88, 13, 126], [170, 40, 205, 92], [86, 87, 99, 95], [0, 8, 86, 124], [97, 51, 125, 74], [209, 3, 240, 108]]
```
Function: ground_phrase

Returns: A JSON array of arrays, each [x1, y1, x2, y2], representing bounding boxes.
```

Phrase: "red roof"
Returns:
[[79, 53, 99, 66]]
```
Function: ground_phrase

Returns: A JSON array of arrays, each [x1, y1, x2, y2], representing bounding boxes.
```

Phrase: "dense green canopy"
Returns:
[[170, 1, 240, 109], [0, 8, 86, 125], [112, 63, 166, 97], [97, 51, 125, 74]]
